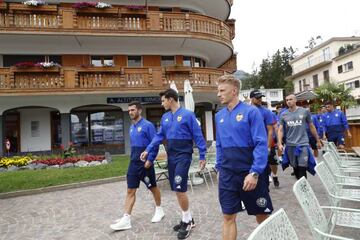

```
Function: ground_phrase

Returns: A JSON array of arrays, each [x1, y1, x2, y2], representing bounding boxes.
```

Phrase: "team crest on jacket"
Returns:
[[236, 114, 243, 122], [137, 127, 142, 132], [335, 113, 339, 117], [177, 116, 182, 122]]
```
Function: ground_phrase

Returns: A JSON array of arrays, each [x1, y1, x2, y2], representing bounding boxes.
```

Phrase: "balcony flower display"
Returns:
[[14, 61, 36, 69], [73, 2, 112, 9], [103, 62, 114, 67], [22, 0, 46, 6], [35, 61, 61, 68]]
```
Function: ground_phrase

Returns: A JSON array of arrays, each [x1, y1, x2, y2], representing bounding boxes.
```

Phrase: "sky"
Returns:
[[230, 0, 360, 73]]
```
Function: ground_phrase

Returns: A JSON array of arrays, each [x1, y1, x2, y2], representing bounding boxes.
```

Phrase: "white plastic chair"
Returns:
[[293, 177, 360, 240], [327, 142, 360, 167], [247, 208, 299, 240], [315, 162, 360, 206], [323, 152, 360, 187]]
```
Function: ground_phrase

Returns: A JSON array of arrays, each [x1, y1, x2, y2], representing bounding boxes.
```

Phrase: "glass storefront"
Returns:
[[71, 109, 124, 153]]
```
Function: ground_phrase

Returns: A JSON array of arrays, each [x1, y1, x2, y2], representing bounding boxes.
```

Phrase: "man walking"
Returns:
[[140, 88, 207, 239], [250, 90, 280, 188], [324, 101, 351, 148], [216, 75, 273, 240], [277, 94, 321, 180], [110, 101, 164, 231]]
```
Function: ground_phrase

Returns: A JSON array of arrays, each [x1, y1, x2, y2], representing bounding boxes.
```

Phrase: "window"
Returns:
[[159, 7, 172, 12], [91, 56, 114, 67], [323, 47, 331, 60], [345, 80, 360, 89], [183, 56, 206, 67], [161, 56, 175, 66], [298, 80, 302, 92], [323, 70, 330, 83], [338, 61, 354, 73], [344, 61, 353, 71], [302, 79, 308, 90], [307, 56, 313, 67], [270, 91, 278, 97], [338, 65, 343, 73], [3, 55, 61, 67], [312, 74, 319, 88], [127, 56, 142, 67], [183, 56, 192, 67]]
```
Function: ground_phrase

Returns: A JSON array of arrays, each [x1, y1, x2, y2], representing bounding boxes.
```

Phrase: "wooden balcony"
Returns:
[[220, 54, 237, 73], [0, 3, 233, 47], [0, 66, 225, 95]]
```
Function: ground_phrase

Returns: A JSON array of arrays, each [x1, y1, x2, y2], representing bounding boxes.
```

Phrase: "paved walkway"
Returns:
[[0, 168, 359, 240]]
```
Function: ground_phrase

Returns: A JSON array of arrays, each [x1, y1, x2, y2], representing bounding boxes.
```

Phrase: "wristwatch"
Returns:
[[250, 172, 259, 179]]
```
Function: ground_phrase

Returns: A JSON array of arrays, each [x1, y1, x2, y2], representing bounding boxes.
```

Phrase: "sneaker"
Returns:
[[177, 220, 195, 239], [173, 218, 195, 232], [110, 216, 131, 231], [273, 176, 280, 187], [151, 208, 165, 223]]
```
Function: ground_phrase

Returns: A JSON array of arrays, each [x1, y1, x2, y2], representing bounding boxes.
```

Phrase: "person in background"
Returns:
[[324, 101, 351, 148]]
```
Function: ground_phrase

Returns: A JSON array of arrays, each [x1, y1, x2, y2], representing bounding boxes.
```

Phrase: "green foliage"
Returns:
[[241, 47, 296, 95], [314, 83, 357, 109]]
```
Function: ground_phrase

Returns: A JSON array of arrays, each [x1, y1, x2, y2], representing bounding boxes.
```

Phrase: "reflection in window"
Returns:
[[71, 112, 89, 146], [90, 111, 124, 145], [128, 56, 142, 67], [161, 56, 175, 66]]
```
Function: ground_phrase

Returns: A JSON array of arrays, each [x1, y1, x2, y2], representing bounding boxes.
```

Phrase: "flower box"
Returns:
[[120, 5, 147, 16], [11, 66, 60, 73], [78, 66, 120, 72], [9, 3, 57, 12], [165, 66, 192, 72]]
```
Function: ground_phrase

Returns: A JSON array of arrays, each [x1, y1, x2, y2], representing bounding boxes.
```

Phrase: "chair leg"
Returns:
[[188, 174, 194, 194], [207, 169, 215, 187], [202, 171, 209, 190]]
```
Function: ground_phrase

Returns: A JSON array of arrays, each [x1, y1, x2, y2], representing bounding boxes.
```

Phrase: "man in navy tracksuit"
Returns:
[[140, 88, 206, 240], [216, 75, 272, 240], [324, 101, 352, 148], [317, 105, 327, 139], [110, 101, 164, 231]]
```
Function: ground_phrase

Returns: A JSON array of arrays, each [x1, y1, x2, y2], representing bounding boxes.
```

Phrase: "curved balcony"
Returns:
[[0, 66, 225, 96], [5, 0, 232, 21], [0, 4, 234, 67]]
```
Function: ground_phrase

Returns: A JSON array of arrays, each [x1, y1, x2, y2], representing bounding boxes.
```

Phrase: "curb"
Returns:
[[0, 176, 126, 199]]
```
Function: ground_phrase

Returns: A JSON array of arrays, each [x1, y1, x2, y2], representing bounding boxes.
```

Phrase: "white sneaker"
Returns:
[[151, 208, 165, 223], [110, 216, 131, 231]]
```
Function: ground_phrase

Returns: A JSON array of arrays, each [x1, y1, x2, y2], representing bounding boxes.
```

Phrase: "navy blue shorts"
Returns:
[[218, 169, 273, 215], [127, 163, 157, 189], [168, 159, 191, 192], [328, 134, 345, 146]]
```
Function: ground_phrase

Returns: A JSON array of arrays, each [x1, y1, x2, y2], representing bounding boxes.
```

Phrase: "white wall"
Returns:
[[20, 109, 51, 152]]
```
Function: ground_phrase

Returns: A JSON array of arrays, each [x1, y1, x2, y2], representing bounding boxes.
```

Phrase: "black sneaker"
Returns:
[[273, 176, 280, 187], [177, 220, 195, 239], [173, 218, 195, 232]]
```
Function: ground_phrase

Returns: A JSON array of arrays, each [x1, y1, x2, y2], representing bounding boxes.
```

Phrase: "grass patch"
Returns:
[[0, 155, 129, 193]]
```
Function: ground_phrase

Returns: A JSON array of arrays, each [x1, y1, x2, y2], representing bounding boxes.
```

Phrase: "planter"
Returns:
[[120, 6, 146, 16], [11, 66, 61, 72], [9, 3, 58, 12], [75, 7, 118, 14], [78, 66, 120, 72], [165, 66, 192, 72]]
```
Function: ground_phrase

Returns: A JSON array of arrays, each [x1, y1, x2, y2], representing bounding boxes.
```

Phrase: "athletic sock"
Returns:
[[182, 210, 192, 223]]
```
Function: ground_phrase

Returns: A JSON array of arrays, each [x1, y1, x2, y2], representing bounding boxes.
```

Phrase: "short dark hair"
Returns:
[[159, 88, 178, 102], [325, 100, 334, 106], [128, 101, 142, 110]]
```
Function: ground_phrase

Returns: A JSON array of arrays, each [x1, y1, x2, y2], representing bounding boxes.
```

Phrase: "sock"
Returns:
[[123, 213, 131, 220], [156, 206, 163, 212], [182, 210, 192, 223]]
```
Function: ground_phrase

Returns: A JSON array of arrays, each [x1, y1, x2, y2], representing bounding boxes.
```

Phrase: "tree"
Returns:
[[241, 47, 295, 95], [305, 36, 322, 49], [314, 83, 357, 110]]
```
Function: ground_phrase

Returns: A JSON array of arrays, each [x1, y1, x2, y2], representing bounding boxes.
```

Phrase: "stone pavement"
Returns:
[[0, 168, 359, 240]]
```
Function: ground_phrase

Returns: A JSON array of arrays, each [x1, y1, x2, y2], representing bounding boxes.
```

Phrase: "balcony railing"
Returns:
[[0, 3, 233, 45], [292, 53, 332, 75], [0, 66, 225, 94]]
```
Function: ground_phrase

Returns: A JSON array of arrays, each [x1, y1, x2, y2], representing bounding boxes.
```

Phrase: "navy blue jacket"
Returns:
[[215, 102, 268, 174], [324, 109, 349, 136], [130, 118, 158, 163], [146, 107, 206, 162]]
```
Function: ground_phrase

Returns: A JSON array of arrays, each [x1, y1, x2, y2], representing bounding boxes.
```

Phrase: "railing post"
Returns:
[[63, 68, 76, 88], [147, 12, 161, 31], [185, 13, 190, 33], [60, 8, 75, 29]]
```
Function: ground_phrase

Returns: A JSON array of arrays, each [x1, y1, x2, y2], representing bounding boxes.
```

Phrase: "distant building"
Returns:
[[239, 86, 283, 110], [287, 36, 360, 120]]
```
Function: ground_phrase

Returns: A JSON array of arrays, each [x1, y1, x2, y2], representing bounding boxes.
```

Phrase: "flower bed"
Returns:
[[0, 156, 32, 168], [73, 2, 112, 9], [0, 154, 109, 173], [32, 155, 105, 166]]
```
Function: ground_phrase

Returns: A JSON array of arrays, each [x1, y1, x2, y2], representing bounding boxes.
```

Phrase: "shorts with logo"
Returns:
[[286, 146, 309, 168], [168, 159, 191, 192], [328, 134, 345, 146], [127, 163, 157, 189], [218, 168, 273, 215]]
